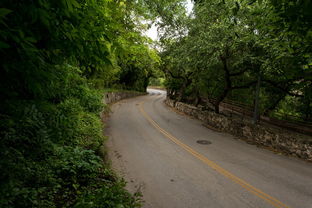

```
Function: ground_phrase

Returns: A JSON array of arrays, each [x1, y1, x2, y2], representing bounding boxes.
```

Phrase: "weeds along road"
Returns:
[[106, 89, 312, 208]]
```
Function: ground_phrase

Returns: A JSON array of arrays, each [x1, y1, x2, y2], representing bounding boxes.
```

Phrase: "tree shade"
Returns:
[[161, 0, 312, 121]]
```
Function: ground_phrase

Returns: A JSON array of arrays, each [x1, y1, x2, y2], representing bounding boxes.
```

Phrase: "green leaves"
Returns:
[[63, 0, 81, 13], [232, 1, 240, 15], [0, 41, 10, 49], [0, 7, 11, 25], [0, 0, 156, 207], [0, 8, 11, 18], [162, 0, 311, 119], [70, 0, 81, 9]]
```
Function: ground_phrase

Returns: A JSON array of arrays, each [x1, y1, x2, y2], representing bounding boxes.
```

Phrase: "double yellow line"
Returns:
[[138, 102, 290, 208]]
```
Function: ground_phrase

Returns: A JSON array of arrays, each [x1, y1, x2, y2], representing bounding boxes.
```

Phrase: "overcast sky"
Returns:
[[145, 0, 194, 41]]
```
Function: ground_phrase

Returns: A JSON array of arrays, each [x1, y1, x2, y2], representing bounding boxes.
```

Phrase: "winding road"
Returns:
[[106, 89, 312, 208]]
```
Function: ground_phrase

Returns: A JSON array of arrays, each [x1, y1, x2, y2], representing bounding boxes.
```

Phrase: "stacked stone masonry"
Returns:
[[103, 91, 145, 104], [165, 99, 312, 161]]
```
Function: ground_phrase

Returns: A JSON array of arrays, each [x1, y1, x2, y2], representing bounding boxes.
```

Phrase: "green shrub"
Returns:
[[0, 77, 139, 207], [74, 180, 142, 208], [76, 112, 105, 152], [0, 0, 143, 205]]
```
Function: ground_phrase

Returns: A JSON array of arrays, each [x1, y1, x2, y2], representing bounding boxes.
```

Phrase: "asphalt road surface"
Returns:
[[106, 89, 312, 208]]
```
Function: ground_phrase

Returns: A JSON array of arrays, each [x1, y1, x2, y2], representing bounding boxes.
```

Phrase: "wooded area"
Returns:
[[0, 0, 163, 207], [162, 0, 312, 123], [0, 0, 311, 207]]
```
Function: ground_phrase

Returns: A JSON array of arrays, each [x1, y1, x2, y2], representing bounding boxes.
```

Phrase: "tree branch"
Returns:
[[231, 81, 258, 90], [262, 79, 303, 97], [229, 68, 249, 76], [165, 69, 184, 79]]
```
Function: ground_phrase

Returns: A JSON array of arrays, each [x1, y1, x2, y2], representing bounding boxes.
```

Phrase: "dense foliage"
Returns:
[[161, 0, 312, 121], [1, 0, 311, 206], [0, 0, 166, 207]]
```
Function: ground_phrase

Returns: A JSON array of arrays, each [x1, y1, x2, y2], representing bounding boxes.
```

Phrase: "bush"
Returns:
[[0, 72, 140, 207], [74, 180, 142, 208]]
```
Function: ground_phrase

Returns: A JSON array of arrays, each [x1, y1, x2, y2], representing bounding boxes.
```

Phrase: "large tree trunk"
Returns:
[[177, 84, 186, 102], [192, 87, 201, 106], [213, 87, 229, 114], [214, 103, 220, 114], [194, 94, 201, 107], [177, 78, 192, 102], [213, 55, 231, 114]]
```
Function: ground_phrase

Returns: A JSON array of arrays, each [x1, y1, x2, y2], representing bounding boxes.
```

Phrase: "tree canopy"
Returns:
[[162, 0, 312, 121], [0, 0, 311, 207], [0, 0, 171, 207]]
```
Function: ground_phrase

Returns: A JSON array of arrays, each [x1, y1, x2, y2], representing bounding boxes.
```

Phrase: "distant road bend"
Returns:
[[106, 89, 312, 208]]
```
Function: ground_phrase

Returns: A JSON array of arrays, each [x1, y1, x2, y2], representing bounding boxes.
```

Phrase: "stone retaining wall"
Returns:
[[166, 99, 312, 161], [100, 91, 146, 160], [103, 91, 145, 104]]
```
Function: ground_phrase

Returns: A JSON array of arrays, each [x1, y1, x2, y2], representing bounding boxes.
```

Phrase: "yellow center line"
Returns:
[[138, 102, 291, 208]]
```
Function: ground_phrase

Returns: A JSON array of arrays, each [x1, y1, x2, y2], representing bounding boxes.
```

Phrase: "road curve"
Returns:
[[106, 89, 312, 208]]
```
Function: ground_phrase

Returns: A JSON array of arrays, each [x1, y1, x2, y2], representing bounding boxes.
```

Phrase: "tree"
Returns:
[[0, 0, 164, 207], [161, 0, 312, 120]]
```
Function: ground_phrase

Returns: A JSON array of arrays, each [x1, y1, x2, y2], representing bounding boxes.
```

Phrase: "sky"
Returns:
[[145, 0, 194, 41]]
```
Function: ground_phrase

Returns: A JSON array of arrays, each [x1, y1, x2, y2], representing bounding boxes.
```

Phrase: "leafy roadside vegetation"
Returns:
[[149, 77, 166, 88], [1, 0, 310, 206], [0, 0, 179, 207], [160, 0, 312, 122], [0, 65, 141, 207]]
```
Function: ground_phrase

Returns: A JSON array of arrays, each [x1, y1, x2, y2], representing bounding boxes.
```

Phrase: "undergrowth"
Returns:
[[0, 66, 141, 208]]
